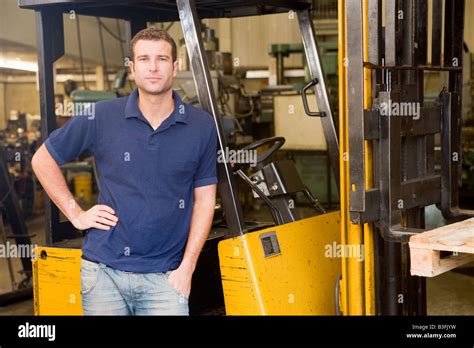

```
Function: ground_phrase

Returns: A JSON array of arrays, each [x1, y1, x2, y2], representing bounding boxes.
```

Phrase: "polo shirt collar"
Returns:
[[125, 89, 188, 124]]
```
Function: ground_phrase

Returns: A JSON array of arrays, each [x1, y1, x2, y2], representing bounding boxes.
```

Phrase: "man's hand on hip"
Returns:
[[70, 204, 118, 231]]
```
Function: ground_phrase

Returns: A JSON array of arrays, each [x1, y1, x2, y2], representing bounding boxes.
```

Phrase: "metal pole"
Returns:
[[176, 0, 246, 237], [35, 9, 64, 245], [297, 10, 340, 191]]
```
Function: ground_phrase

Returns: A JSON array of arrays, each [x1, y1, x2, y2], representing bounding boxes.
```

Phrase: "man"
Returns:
[[32, 27, 218, 315]]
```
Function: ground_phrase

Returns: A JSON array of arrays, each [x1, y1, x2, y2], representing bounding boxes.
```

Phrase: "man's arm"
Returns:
[[31, 144, 118, 230], [168, 184, 216, 298]]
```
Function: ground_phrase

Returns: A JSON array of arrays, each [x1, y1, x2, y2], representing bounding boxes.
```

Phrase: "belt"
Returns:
[[81, 254, 99, 264]]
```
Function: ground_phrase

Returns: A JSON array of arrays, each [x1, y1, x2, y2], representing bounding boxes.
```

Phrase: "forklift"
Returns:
[[20, 0, 471, 315]]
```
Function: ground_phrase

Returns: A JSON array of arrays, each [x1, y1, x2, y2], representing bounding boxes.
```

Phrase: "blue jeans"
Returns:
[[81, 258, 189, 315]]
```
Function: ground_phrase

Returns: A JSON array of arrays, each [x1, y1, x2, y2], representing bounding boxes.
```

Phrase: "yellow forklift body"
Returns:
[[33, 212, 341, 316], [32, 247, 83, 315], [218, 211, 341, 315]]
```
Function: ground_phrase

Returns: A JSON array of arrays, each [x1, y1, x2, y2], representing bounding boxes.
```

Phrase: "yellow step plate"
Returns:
[[218, 211, 342, 315], [33, 247, 83, 315]]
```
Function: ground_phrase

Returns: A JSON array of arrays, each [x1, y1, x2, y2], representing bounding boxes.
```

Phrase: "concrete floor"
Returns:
[[427, 263, 474, 315], [0, 209, 473, 315]]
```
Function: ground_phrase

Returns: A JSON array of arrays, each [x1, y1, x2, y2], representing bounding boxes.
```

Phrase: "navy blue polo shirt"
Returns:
[[45, 89, 218, 272]]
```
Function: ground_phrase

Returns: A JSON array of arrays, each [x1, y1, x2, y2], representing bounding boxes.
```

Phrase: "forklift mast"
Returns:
[[341, 0, 470, 315]]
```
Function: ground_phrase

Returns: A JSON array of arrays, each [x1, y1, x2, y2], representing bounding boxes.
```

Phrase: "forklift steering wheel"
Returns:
[[240, 136, 285, 168]]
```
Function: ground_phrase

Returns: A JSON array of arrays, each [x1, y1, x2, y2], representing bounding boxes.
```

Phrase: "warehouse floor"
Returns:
[[0, 212, 473, 315]]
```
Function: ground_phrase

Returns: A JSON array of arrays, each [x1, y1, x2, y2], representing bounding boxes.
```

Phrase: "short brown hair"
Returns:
[[130, 27, 177, 62]]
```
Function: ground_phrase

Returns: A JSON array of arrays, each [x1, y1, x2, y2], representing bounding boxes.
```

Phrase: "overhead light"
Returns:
[[0, 58, 38, 72]]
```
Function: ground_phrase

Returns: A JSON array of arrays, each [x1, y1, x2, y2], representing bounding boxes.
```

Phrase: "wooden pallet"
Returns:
[[409, 218, 474, 277]]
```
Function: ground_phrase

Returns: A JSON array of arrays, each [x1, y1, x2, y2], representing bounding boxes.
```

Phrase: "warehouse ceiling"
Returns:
[[0, 0, 125, 77], [0, 38, 109, 77]]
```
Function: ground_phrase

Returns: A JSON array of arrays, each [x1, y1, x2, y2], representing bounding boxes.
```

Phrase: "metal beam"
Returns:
[[297, 9, 340, 192], [176, 0, 246, 237], [125, 17, 147, 58], [345, 0, 365, 214], [35, 8, 65, 244], [431, 0, 442, 66], [415, 0, 428, 66], [367, 0, 382, 65], [385, 0, 397, 66]]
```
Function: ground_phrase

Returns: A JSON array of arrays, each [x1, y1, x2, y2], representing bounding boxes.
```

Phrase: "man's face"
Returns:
[[129, 39, 178, 95]]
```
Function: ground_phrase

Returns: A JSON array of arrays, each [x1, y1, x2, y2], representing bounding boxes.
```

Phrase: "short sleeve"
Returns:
[[193, 122, 218, 188], [45, 114, 97, 165]]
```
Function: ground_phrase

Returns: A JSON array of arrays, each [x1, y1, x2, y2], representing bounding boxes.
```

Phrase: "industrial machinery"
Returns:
[[0, 111, 42, 306], [68, 69, 128, 103], [19, 0, 472, 316], [0, 145, 35, 305]]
